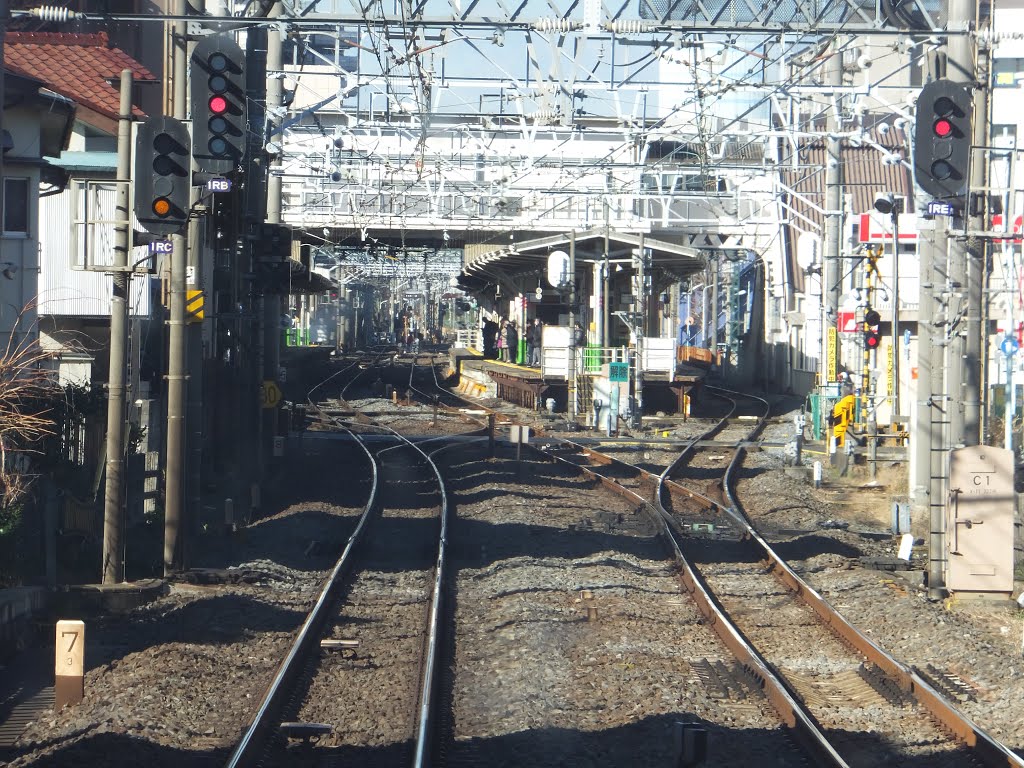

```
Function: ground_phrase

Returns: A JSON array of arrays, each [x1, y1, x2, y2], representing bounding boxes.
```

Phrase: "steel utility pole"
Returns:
[[164, 0, 189, 575], [101, 70, 133, 585]]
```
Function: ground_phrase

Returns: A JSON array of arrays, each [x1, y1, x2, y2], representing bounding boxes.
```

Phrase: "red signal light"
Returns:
[[864, 309, 881, 349], [933, 118, 953, 138], [209, 95, 228, 115]]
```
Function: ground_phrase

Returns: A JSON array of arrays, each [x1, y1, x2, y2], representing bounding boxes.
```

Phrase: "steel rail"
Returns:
[[718, 394, 1024, 768], [648, 388, 852, 766], [328, 352, 467, 766], [414, 375, 1024, 765], [533, 424, 846, 766], [227, 352, 424, 767], [366, 419, 453, 768], [224, 389, 379, 768], [405, 352, 494, 429]]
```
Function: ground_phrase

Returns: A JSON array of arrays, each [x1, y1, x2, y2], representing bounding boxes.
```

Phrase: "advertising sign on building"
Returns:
[[857, 212, 918, 243]]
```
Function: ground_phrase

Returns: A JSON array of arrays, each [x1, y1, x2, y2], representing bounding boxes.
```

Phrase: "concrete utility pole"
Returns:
[[636, 233, 645, 421], [891, 208, 901, 420], [164, 0, 189, 575], [257, 9, 284, 479], [602, 227, 610, 347], [823, 51, 844, 375], [243, 25, 268, 506], [1, 0, 7, 227], [916, 219, 949, 599], [568, 230, 577, 422], [966, 7, 990, 446], [911, 0, 987, 598], [947, 0, 985, 448], [101, 71, 134, 585], [186, 0, 207, 566], [710, 258, 719, 363]]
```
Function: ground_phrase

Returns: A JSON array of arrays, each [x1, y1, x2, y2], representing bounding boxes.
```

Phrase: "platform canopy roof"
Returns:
[[462, 228, 707, 287]]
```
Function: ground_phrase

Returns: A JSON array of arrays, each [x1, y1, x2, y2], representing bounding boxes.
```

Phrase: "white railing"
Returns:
[[541, 346, 631, 380], [454, 328, 482, 352]]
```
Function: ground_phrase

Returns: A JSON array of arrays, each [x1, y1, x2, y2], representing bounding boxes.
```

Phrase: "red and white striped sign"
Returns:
[[837, 311, 859, 333], [857, 212, 918, 244]]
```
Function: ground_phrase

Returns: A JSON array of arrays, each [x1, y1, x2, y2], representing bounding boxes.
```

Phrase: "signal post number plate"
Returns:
[[261, 380, 283, 409]]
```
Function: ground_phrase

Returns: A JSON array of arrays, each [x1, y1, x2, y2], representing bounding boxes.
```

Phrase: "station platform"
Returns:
[[448, 348, 706, 414]]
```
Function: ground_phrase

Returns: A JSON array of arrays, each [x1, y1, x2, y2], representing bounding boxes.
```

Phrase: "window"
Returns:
[[284, 33, 335, 66], [282, 31, 358, 70], [3, 178, 29, 234]]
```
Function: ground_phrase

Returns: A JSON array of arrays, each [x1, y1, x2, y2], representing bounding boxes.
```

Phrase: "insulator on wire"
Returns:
[[531, 18, 580, 32], [978, 29, 1024, 44], [27, 6, 81, 21], [604, 19, 656, 33]]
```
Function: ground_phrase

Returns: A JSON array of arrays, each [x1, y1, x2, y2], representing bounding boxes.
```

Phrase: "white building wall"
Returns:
[[1, 109, 43, 346], [38, 180, 153, 319]]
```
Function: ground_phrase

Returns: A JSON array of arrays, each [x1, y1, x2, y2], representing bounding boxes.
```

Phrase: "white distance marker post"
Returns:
[[510, 425, 530, 476], [55, 619, 85, 709]]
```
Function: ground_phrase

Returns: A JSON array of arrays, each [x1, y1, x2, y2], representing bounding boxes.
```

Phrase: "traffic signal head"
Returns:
[[864, 308, 881, 349], [913, 79, 973, 203], [134, 116, 191, 235], [252, 223, 294, 293], [191, 35, 246, 173]]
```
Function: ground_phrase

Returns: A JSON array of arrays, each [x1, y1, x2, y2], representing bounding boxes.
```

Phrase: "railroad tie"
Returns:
[[320, 638, 360, 658]]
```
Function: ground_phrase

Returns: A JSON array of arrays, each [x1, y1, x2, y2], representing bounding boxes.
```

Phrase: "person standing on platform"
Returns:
[[482, 317, 500, 359], [527, 318, 542, 367], [573, 321, 586, 374], [573, 321, 586, 348], [497, 319, 507, 361], [505, 320, 519, 364]]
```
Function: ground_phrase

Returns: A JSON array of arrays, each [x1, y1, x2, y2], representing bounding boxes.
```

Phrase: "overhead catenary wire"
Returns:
[[59, 0, 937, 241]]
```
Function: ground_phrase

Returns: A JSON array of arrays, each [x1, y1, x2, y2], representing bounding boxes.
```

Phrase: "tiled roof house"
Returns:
[[4, 31, 160, 385], [3, 31, 156, 133]]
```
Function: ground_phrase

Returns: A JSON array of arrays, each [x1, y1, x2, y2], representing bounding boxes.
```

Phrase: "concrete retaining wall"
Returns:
[[453, 364, 496, 399], [0, 587, 49, 658]]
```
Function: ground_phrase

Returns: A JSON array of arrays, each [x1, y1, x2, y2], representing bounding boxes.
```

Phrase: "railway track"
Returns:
[[230, 357, 1023, 767], [541, 385, 1023, 766], [225, 357, 467, 767]]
